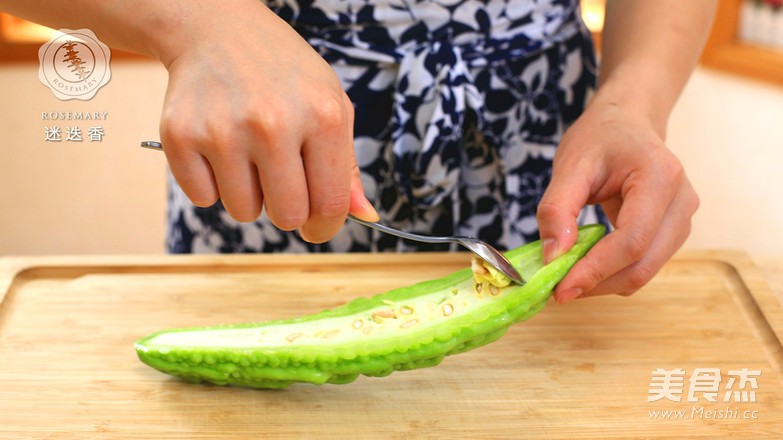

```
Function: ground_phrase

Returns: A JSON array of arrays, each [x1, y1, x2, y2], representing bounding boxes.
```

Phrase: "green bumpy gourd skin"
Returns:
[[135, 225, 605, 389]]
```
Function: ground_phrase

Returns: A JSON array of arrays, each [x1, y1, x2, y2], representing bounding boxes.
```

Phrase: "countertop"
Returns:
[[1, 251, 782, 438]]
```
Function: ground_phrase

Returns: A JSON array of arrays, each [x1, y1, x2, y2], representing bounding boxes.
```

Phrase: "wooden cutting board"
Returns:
[[1, 252, 782, 439]]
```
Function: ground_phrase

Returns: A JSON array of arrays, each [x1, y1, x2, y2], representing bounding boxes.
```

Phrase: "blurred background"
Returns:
[[0, 0, 781, 260]]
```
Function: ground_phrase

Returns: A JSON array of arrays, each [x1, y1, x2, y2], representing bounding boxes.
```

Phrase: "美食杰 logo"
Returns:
[[38, 28, 111, 101]]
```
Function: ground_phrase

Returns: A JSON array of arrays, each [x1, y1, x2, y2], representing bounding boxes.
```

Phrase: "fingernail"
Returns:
[[298, 229, 312, 243], [542, 238, 559, 264], [556, 287, 583, 304], [362, 197, 380, 222], [349, 185, 380, 222]]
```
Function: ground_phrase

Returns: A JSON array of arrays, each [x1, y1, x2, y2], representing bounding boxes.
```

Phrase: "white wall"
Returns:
[[668, 67, 783, 258], [0, 60, 168, 255], [0, 61, 781, 258]]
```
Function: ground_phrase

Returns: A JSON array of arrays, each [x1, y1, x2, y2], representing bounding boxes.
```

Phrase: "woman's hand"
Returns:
[[157, 1, 377, 243], [0, 0, 379, 242], [536, 0, 714, 302], [537, 94, 699, 303]]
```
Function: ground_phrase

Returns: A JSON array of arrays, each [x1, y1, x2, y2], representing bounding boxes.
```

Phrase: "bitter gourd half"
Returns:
[[135, 224, 605, 389]]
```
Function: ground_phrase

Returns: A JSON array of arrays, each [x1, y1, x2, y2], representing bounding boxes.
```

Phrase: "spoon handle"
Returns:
[[347, 215, 453, 245]]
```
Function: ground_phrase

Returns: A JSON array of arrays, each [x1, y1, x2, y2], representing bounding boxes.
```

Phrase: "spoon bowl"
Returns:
[[347, 215, 525, 285]]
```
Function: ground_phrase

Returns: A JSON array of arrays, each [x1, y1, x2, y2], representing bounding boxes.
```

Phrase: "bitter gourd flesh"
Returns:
[[135, 224, 605, 389]]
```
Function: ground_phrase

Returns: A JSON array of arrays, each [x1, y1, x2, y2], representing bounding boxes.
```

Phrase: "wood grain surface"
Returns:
[[0, 252, 782, 439]]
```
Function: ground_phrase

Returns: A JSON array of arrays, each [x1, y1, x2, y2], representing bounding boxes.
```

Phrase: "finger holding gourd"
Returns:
[[135, 225, 605, 389]]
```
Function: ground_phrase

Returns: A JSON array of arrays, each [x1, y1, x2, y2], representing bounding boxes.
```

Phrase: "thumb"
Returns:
[[348, 163, 379, 222], [536, 169, 590, 264]]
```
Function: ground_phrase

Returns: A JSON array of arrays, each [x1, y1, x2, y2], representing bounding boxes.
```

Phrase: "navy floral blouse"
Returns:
[[167, 0, 608, 253]]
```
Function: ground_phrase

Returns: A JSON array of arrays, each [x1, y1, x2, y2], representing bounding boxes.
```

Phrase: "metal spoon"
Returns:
[[347, 215, 525, 285], [140, 140, 525, 285]]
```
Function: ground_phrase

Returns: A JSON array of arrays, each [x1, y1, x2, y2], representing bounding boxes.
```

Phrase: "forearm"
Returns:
[[596, 0, 717, 136], [0, 0, 267, 66]]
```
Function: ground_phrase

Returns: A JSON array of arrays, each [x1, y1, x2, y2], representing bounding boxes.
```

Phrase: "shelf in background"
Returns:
[[701, 0, 783, 86]]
